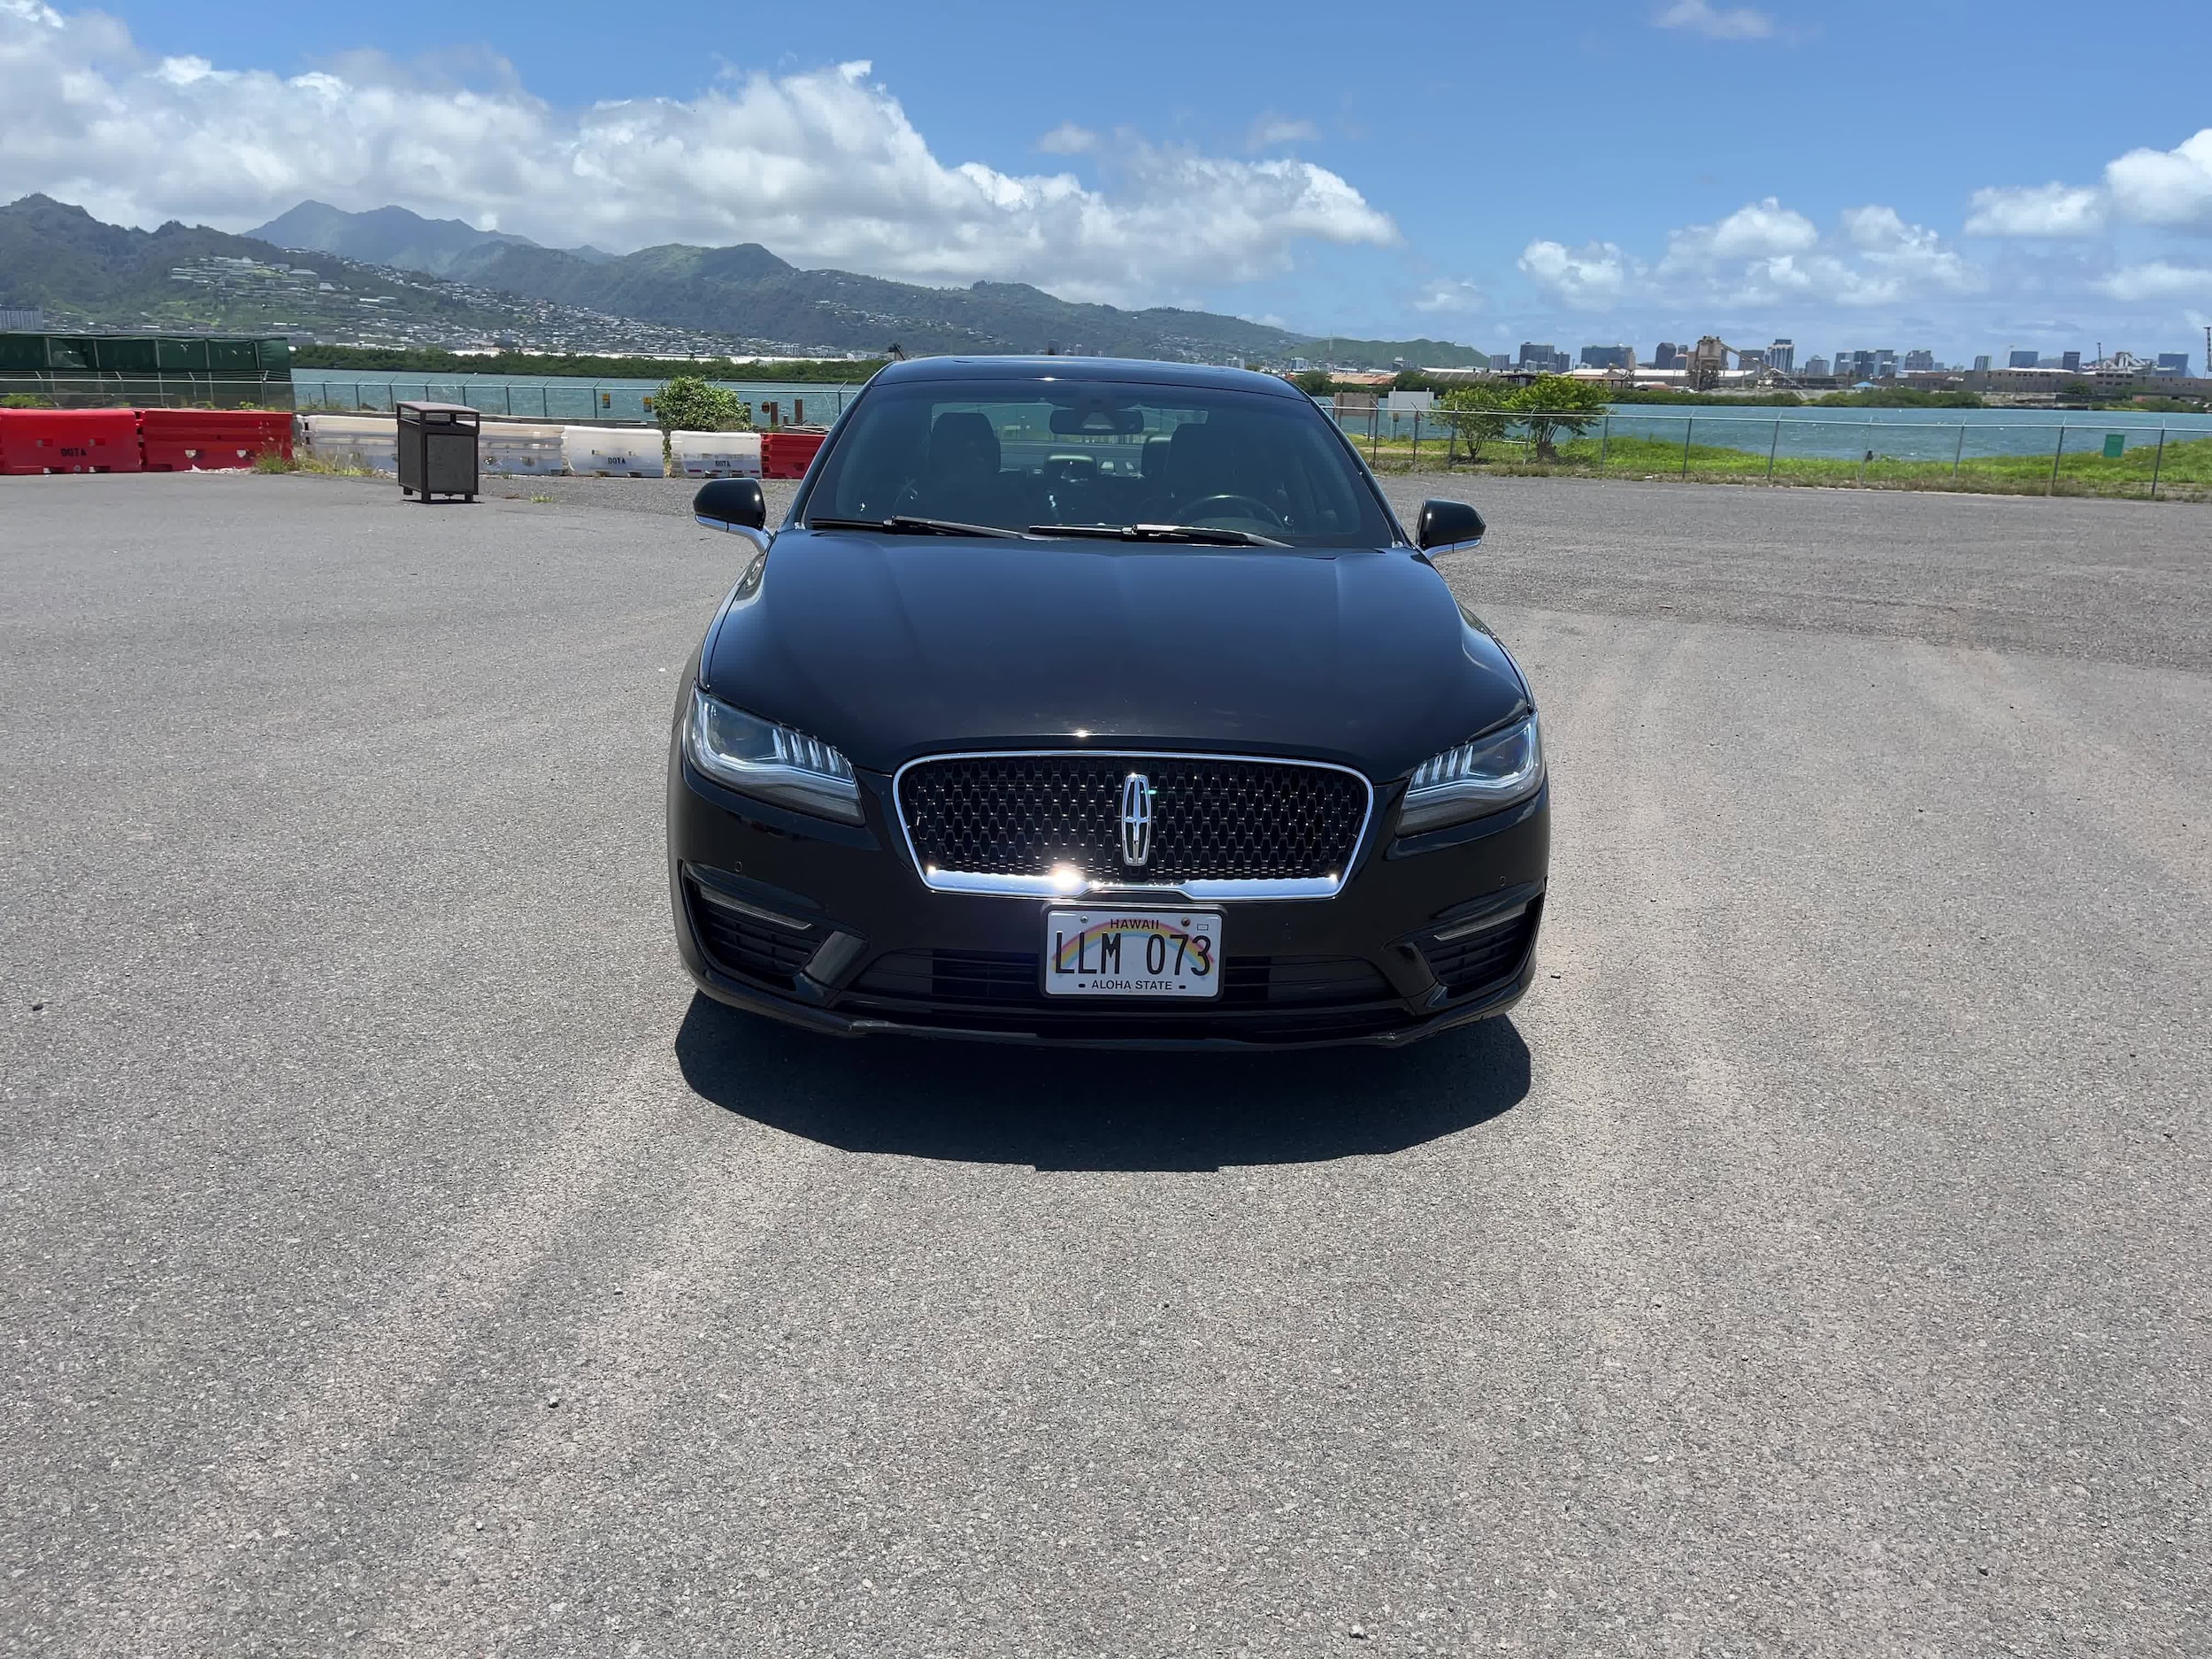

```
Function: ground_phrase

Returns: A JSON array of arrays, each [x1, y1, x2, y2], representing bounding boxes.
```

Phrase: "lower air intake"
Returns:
[[687, 882, 817, 987], [1419, 902, 1540, 998]]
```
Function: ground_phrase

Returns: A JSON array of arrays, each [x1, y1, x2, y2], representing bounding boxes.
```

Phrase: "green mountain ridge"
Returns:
[[0, 195, 537, 342], [4, 194, 1489, 369], [253, 201, 1490, 368]]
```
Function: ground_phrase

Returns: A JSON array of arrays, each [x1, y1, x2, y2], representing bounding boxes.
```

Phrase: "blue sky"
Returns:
[[8, 0, 2212, 362]]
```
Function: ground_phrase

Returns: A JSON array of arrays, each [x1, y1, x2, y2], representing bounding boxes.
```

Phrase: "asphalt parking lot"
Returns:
[[4, 471, 2207, 1655]]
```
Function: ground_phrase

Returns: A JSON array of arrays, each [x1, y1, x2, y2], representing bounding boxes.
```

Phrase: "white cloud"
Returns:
[[1836, 205, 1978, 296], [0, 0, 1395, 303], [1035, 122, 1096, 155], [1412, 277, 1486, 313], [2104, 128, 2212, 230], [1658, 196, 1817, 271], [1522, 199, 1979, 314], [2101, 261, 2212, 303], [1963, 181, 2106, 238], [1968, 128, 2212, 242], [1246, 115, 1320, 150], [1653, 0, 1775, 41], [1517, 240, 1633, 309], [1837, 204, 1908, 250]]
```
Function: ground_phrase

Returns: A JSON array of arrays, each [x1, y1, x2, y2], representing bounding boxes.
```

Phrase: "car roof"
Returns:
[[871, 355, 1305, 399]]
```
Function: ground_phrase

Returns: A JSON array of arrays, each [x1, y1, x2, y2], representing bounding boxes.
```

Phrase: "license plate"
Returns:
[[1043, 908, 1223, 998]]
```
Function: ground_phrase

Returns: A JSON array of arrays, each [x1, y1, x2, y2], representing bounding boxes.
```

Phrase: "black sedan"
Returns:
[[667, 357, 1547, 1046]]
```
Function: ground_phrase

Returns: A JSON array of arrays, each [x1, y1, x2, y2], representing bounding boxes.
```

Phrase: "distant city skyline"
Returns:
[[1504, 338, 2200, 378]]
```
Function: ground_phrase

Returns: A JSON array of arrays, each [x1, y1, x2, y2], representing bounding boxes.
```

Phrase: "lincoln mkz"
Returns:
[[667, 357, 1548, 1046]]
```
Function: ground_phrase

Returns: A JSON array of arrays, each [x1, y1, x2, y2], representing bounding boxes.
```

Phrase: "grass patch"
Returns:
[[253, 451, 376, 477], [1354, 429, 2212, 501]]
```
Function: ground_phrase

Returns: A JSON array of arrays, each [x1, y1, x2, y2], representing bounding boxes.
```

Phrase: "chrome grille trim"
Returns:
[[891, 749, 1376, 902]]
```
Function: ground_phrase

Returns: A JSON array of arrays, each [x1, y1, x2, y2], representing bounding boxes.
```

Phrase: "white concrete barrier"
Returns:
[[480, 422, 566, 476], [301, 413, 396, 473], [670, 430, 763, 479], [562, 426, 664, 478]]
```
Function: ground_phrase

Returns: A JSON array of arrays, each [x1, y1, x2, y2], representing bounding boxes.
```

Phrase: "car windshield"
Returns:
[[802, 377, 1398, 549]]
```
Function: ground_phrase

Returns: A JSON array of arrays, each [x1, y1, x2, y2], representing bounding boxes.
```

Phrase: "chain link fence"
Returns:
[[2, 372, 294, 410], [1325, 406, 2212, 501], [288, 375, 860, 426]]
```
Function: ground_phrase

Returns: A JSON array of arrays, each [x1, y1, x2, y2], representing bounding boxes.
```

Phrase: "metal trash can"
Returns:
[[396, 402, 480, 502]]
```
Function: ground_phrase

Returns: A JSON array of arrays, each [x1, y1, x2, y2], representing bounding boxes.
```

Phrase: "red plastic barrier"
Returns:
[[0, 408, 143, 475], [760, 428, 826, 480], [137, 408, 293, 472]]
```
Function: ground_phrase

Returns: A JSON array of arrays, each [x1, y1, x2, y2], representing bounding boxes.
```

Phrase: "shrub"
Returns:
[[1438, 383, 1513, 459], [1513, 375, 1610, 459], [653, 376, 751, 436]]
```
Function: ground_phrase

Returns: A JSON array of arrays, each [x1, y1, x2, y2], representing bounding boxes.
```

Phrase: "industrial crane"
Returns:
[[1686, 335, 1740, 392]]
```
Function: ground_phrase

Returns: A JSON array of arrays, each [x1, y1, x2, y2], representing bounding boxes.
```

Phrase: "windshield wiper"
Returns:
[[1028, 522, 1286, 548], [807, 514, 1026, 540]]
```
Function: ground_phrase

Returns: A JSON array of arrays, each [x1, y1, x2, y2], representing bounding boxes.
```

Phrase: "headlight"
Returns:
[[686, 687, 863, 824], [1398, 712, 1544, 834]]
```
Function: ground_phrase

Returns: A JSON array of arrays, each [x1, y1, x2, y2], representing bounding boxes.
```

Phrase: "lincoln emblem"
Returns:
[[1119, 772, 1154, 867]]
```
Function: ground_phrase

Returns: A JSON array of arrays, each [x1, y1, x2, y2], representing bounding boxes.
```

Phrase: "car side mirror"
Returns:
[[694, 478, 767, 534], [1416, 499, 1486, 551]]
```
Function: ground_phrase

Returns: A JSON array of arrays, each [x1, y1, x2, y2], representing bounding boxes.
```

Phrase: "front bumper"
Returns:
[[667, 751, 1548, 1049]]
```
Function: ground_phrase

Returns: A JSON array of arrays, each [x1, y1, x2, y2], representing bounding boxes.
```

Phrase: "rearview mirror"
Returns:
[[1049, 403, 1147, 435], [694, 477, 767, 532], [1415, 499, 1486, 551]]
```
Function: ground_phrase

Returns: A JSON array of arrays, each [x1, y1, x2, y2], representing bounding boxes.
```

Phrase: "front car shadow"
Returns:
[[673, 994, 1530, 1171]]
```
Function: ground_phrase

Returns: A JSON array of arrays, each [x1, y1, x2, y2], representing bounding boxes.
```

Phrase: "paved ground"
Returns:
[[509, 468, 2212, 670], [4, 471, 2207, 1656]]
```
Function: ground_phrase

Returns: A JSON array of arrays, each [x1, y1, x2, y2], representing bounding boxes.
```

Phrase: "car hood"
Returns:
[[700, 530, 1531, 780]]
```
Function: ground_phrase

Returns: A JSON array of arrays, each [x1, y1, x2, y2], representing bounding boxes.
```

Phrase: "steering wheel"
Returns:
[[1176, 493, 1285, 528]]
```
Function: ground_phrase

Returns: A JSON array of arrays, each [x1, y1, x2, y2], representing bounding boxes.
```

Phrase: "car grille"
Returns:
[[896, 754, 1369, 885], [1417, 902, 1540, 998]]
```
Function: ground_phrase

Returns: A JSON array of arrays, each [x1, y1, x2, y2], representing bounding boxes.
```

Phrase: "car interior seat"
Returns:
[[1140, 420, 1240, 519], [911, 411, 1025, 525]]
